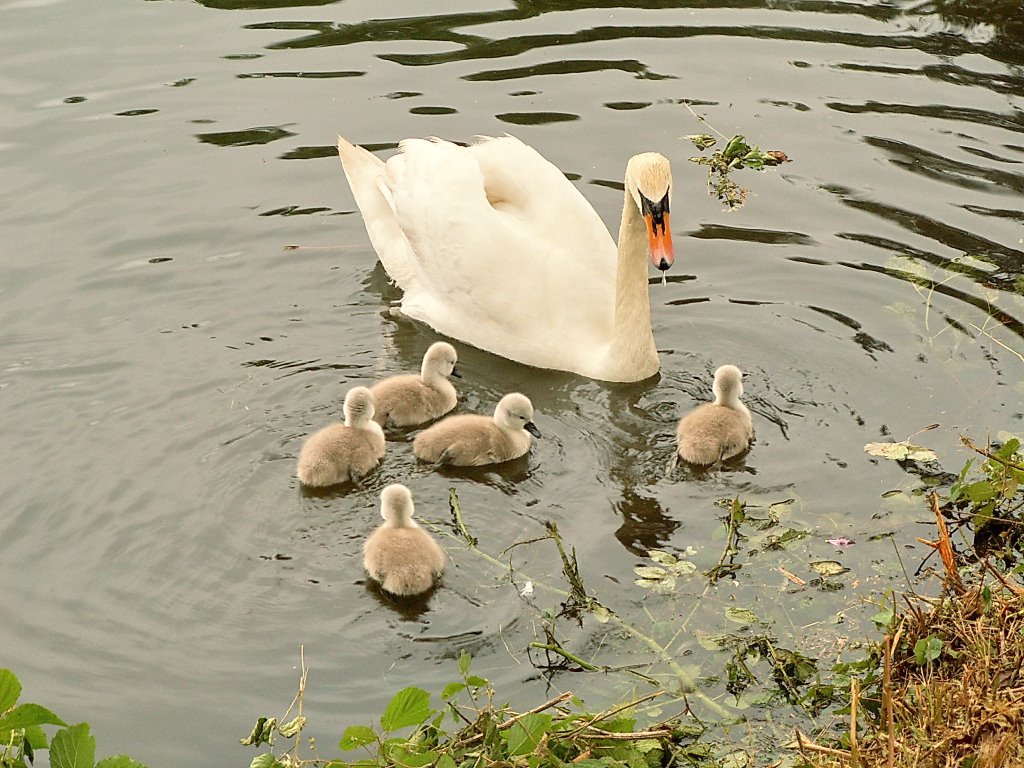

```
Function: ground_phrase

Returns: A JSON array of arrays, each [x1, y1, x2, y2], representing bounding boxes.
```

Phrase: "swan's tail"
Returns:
[[337, 135, 418, 290]]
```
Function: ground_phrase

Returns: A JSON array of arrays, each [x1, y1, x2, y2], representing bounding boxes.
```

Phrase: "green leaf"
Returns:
[[397, 750, 438, 767], [647, 550, 677, 567], [634, 566, 668, 580], [249, 754, 284, 768], [686, 134, 717, 151], [0, 670, 22, 712], [949, 460, 974, 502], [465, 676, 488, 688], [725, 607, 759, 625], [278, 716, 306, 738], [0, 703, 68, 732], [96, 756, 149, 768], [457, 650, 472, 677], [240, 717, 277, 747], [963, 480, 996, 503], [599, 716, 636, 734], [914, 636, 943, 665], [871, 608, 895, 629], [995, 438, 1021, 458], [24, 725, 48, 750], [590, 604, 611, 623], [435, 754, 457, 768], [338, 725, 378, 751], [50, 723, 95, 768], [440, 682, 466, 700], [810, 560, 849, 577], [380, 687, 432, 732], [504, 713, 552, 757], [864, 441, 937, 463]]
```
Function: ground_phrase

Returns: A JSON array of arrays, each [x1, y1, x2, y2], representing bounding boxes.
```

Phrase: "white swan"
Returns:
[[676, 365, 754, 466], [363, 484, 445, 597], [370, 341, 460, 428], [337, 135, 674, 382], [413, 392, 541, 466], [296, 386, 386, 486]]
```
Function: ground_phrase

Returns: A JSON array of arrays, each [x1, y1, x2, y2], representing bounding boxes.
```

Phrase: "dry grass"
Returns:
[[800, 494, 1024, 768]]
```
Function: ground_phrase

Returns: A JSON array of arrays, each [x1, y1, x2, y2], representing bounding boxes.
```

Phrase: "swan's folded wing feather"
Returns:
[[337, 136, 422, 291], [383, 138, 617, 367]]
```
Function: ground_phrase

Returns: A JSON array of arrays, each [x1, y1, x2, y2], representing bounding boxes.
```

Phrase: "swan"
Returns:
[[676, 365, 754, 466], [337, 134, 674, 382], [296, 386, 386, 486], [370, 341, 460, 428], [413, 392, 541, 466], [363, 484, 445, 597]]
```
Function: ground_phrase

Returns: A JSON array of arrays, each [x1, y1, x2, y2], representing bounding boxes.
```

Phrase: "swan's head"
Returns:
[[422, 341, 460, 380], [343, 386, 376, 426], [495, 392, 542, 438], [712, 365, 744, 406], [626, 152, 674, 272], [380, 483, 415, 526]]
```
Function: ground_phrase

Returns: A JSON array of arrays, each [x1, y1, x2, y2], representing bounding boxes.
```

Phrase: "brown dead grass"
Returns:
[[799, 493, 1024, 768]]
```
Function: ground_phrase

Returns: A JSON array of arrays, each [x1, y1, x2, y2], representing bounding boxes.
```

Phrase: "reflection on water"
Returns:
[[3, 0, 1023, 764]]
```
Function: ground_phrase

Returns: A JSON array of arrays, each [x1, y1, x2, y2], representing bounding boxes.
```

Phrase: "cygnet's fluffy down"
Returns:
[[296, 386, 386, 486], [371, 342, 460, 428], [676, 365, 754, 466], [363, 484, 445, 596], [413, 392, 541, 466]]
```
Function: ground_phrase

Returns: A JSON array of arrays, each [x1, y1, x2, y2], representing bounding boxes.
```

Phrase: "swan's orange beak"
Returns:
[[644, 211, 674, 271]]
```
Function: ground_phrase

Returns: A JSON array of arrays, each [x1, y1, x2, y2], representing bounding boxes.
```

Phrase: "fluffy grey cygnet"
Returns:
[[413, 392, 541, 466], [370, 342, 460, 428], [363, 484, 445, 596], [296, 386, 386, 486], [675, 365, 754, 466]]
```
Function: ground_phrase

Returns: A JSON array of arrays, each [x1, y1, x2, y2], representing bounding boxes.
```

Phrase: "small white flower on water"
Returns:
[[520, 580, 534, 597]]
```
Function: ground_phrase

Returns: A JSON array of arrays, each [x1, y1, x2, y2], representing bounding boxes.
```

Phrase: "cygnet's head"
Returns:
[[422, 341, 460, 380], [494, 392, 542, 437], [343, 386, 376, 426], [625, 152, 674, 272], [380, 483, 415, 525], [712, 365, 744, 406]]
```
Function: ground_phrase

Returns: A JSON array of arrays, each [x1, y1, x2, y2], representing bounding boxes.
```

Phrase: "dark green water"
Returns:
[[2, 0, 1021, 764]]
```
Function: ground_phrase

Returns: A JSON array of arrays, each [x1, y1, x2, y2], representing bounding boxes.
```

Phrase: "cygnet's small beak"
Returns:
[[450, 365, 462, 379], [524, 422, 542, 438]]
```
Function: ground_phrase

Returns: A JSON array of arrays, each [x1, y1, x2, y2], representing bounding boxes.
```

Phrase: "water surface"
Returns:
[[2, 0, 1022, 764]]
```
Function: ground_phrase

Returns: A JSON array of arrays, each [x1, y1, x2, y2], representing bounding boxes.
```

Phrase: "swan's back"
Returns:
[[676, 404, 753, 466], [363, 526, 445, 596], [337, 135, 620, 374]]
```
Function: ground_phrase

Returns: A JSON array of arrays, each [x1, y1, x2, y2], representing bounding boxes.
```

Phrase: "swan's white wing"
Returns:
[[337, 136, 423, 291], [343, 136, 620, 371]]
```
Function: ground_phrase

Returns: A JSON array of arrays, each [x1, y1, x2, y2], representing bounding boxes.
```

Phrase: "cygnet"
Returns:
[[413, 392, 541, 466], [296, 386, 386, 486], [370, 342, 460, 428], [363, 484, 445, 597], [676, 365, 754, 466]]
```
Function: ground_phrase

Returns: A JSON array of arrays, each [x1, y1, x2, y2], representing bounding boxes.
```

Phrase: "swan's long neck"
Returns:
[[605, 188, 658, 380]]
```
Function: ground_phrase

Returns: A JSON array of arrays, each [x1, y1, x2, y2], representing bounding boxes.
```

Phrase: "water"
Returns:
[[2, 0, 1021, 764]]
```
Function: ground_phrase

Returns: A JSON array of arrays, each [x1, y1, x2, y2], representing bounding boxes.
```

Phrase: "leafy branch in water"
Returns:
[[683, 102, 788, 210], [242, 650, 715, 768]]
